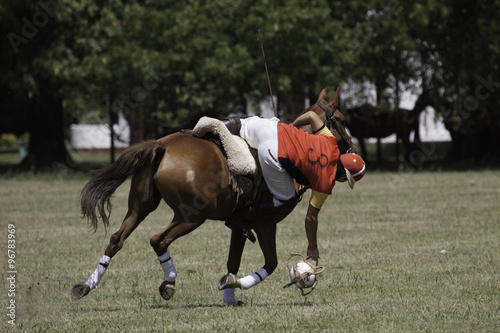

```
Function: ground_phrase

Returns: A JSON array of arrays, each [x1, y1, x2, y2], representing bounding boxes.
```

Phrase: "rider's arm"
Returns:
[[305, 191, 330, 260], [314, 125, 334, 137], [305, 203, 320, 261], [302, 114, 332, 261], [292, 111, 325, 133]]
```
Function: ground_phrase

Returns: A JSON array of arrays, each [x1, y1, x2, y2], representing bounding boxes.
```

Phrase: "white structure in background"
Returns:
[[70, 84, 451, 151], [397, 89, 451, 143], [70, 112, 130, 151]]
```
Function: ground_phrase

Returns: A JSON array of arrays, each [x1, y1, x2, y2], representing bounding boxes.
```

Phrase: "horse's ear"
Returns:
[[329, 87, 340, 105], [317, 88, 328, 102]]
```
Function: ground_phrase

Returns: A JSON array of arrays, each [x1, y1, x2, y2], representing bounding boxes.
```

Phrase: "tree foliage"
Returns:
[[1, 0, 499, 170]]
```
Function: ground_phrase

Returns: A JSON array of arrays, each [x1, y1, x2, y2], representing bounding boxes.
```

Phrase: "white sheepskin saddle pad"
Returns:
[[193, 116, 258, 176]]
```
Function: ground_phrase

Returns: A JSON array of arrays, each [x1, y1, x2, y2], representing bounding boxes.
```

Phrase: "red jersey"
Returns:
[[277, 122, 340, 194]]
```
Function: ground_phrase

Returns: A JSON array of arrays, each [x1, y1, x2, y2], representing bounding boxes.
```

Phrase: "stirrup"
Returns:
[[242, 229, 256, 243], [225, 219, 256, 243]]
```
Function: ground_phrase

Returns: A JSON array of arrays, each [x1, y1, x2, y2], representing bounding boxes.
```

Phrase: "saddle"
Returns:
[[182, 116, 262, 204]]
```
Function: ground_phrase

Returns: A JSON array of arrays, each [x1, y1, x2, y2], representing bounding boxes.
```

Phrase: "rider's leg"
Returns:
[[239, 116, 279, 148], [237, 116, 295, 200], [221, 115, 250, 135], [225, 138, 297, 241], [224, 192, 298, 242]]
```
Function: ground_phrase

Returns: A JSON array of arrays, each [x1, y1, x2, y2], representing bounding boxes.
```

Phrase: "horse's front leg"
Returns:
[[218, 222, 278, 304], [220, 230, 247, 305]]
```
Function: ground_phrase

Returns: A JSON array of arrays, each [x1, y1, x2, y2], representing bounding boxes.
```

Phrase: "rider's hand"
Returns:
[[307, 245, 320, 262]]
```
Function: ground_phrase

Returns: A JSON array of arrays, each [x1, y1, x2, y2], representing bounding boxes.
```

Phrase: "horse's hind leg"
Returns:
[[71, 168, 161, 300], [149, 215, 204, 300]]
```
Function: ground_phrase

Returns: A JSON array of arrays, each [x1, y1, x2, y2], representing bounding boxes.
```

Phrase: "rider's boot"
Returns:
[[225, 195, 298, 243], [221, 115, 249, 136]]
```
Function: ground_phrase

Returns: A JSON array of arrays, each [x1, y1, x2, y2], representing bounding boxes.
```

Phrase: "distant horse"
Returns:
[[71, 88, 356, 305], [347, 89, 433, 163]]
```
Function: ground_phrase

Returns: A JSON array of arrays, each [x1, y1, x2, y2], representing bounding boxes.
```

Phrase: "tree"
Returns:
[[2, 0, 498, 171], [0, 0, 133, 169], [406, 0, 500, 161], [0, 1, 71, 170], [0, 0, 163, 167]]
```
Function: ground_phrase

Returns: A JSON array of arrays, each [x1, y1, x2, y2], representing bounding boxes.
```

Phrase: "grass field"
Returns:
[[1, 170, 499, 332]]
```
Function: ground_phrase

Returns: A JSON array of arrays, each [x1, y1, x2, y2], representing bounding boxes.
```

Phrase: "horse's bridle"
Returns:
[[316, 102, 354, 153]]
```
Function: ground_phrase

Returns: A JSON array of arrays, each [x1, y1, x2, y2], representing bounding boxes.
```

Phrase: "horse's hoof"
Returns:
[[217, 273, 241, 290], [159, 280, 175, 300], [71, 282, 91, 300]]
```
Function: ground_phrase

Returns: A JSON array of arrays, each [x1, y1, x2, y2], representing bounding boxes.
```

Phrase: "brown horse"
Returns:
[[347, 89, 433, 163], [71, 88, 355, 305]]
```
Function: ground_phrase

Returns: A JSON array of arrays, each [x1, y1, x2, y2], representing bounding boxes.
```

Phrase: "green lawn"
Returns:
[[1, 171, 499, 332]]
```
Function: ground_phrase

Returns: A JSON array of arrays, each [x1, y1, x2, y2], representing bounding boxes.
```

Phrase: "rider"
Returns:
[[224, 111, 365, 256]]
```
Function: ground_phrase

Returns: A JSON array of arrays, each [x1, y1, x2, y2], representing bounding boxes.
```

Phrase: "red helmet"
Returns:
[[340, 153, 365, 189]]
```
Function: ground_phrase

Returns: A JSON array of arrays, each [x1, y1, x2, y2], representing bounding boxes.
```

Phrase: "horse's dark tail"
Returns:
[[81, 140, 166, 233]]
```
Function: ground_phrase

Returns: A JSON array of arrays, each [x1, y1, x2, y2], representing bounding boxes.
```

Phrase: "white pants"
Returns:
[[239, 117, 296, 200]]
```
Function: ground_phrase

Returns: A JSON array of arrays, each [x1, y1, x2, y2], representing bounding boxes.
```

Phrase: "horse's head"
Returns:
[[301, 87, 357, 154]]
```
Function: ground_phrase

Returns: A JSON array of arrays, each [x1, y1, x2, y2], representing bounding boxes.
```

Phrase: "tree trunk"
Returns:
[[19, 94, 75, 172]]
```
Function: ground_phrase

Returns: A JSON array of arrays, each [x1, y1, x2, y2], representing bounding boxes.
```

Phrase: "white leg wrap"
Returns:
[[240, 268, 268, 290], [158, 250, 177, 282], [223, 288, 240, 305], [86, 255, 111, 289]]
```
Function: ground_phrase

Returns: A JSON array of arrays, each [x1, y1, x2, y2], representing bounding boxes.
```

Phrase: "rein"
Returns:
[[316, 102, 354, 153]]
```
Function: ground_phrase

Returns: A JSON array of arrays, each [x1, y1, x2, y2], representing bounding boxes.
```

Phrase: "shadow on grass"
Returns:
[[149, 300, 316, 310]]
